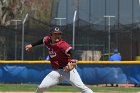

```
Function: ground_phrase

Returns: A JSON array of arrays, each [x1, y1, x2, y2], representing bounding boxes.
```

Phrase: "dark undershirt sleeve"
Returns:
[[67, 49, 73, 58], [31, 38, 43, 47]]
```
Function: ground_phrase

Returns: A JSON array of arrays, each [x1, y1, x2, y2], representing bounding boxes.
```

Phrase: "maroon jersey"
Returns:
[[43, 36, 72, 69]]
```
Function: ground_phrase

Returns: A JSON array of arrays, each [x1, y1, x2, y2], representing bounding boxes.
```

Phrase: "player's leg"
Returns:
[[63, 68, 94, 93], [35, 70, 61, 93]]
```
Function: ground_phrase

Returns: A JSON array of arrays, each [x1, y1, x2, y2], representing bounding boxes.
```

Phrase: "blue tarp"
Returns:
[[0, 64, 140, 84]]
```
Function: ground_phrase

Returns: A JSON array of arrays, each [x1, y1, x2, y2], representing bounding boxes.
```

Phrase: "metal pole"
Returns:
[[22, 13, 28, 60], [104, 15, 115, 57], [139, 0, 140, 7], [73, 10, 77, 50], [11, 20, 22, 60]]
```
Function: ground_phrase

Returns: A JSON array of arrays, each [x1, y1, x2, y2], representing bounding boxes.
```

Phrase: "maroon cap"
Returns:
[[50, 27, 62, 34]]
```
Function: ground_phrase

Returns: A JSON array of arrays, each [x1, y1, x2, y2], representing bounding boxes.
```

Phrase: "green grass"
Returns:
[[0, 84, 37, 92], [0, 84, 140, 93]]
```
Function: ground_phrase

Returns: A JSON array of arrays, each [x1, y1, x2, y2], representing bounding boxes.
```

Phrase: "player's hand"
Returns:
[[25, 44, 32, 51], [63, 59, 77, 72]]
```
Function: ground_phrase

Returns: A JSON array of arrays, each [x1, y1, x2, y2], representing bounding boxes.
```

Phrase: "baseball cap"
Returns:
[[50, 27, 62, 34]]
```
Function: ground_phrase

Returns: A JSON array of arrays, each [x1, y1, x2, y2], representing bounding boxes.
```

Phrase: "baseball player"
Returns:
[[25, 27, 94, 93]]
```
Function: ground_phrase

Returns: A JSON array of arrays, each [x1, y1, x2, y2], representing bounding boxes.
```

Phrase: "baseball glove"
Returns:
[[63, 59, 78, 72]]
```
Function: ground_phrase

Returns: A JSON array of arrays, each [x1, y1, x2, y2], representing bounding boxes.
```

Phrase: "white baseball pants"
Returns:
[[35, 68, 94, 93]]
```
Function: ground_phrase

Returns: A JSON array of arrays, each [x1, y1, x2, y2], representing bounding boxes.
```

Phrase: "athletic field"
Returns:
[[0, 84, 140, 93]]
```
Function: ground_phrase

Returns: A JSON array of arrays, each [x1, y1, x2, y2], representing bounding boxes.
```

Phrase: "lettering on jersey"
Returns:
[[48, 48, 56, 58]]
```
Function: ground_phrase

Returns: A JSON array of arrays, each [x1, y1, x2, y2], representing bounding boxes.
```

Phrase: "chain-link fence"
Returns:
[[0, 0, 140, 60]]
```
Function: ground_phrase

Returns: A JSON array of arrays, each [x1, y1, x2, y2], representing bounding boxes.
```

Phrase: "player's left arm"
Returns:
[[25, 39, 43, 51]]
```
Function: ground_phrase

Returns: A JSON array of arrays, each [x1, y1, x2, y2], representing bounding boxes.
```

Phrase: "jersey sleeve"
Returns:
[[43, 36, 50, 45], [59, 41, 72, 56], [31, 39, 43, 47]]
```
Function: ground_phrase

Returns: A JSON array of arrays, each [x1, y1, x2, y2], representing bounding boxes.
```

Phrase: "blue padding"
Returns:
[[127, 65, 140, 84], [0, 64, 51, 83], [0, 64, 140, 84], [0, 67, 2, 81], [77, 65, 127, 84]]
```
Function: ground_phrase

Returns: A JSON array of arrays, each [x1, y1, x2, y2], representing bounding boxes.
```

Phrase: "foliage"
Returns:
[[0, 0, 52, 26]]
